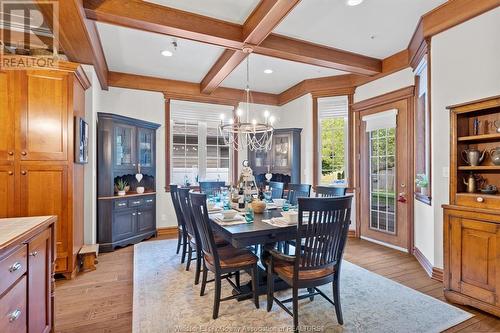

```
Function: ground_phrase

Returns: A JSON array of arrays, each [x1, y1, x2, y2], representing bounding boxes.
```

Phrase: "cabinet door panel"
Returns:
[[19, 164, 67, 271], [138, 128, 154, 168], [28, 228, 51, 333], [0, 71, 15, 162], [113, 124, 136, 170], [137, 208, 155, 233], [113, 210, 136, 241], [0, 165, 16, 218], [20, 71, 68, 161], [450, 217, 499, 305]]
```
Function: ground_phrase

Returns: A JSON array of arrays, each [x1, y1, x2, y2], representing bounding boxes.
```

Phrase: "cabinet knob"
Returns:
[[21, 151, 27, 156], [8, 309, 21, 323], [138, 212, 142, 215], [8, 151, 13, 156], [476, 197, 484, 203], [8, 262, 22, 273], [29, 251, 38, 257], [8, 171, 13, 175], [21, 171, 26, 175], [132, 213, 136, 216]]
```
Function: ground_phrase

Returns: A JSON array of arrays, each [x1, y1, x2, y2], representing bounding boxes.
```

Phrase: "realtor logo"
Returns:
[[0, 0, 59, 70]]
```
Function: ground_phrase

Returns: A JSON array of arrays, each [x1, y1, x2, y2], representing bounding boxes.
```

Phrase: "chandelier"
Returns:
[[219, 57, 275, 151]]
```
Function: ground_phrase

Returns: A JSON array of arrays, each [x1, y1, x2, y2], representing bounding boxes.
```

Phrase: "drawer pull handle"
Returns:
[[133, 201, 141, 204], [8, 151, 14, 156], [30, 251, 38, 257], [477, 197, 484, 203], [9, 262, 22, 273], [21, 151, 27, 156], [146, 200, 153, 203], [8, 309, 21, 323], [118, 203, 126, 207]]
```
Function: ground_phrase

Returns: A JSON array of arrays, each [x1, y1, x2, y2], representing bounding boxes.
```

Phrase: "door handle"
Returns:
[[29, 251, 38, 257], [8, 309, 21, 322], [398, 192, 407, 203]]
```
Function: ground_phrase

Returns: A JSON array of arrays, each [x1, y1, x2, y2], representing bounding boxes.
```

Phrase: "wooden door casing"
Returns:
[[448, 215, 499, 306], [0, 71, 15, 163], [19, 70, 69, 161], [28, 228, 51, 333], [19, 164, 69, 272]]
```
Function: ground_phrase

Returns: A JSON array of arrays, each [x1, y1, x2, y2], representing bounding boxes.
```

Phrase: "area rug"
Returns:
[[133, 239, 472, 333]]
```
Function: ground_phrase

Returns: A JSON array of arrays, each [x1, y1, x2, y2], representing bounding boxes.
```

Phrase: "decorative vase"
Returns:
[[420, 187, 428, 197], [118, 190, 126, 196], [136, 186, 145, 194]]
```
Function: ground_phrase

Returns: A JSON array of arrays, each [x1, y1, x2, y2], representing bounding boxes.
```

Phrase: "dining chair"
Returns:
[[265, 196, 352, 331], [178, 188, 227, 285], [199, 181, 226, 196], [286, 183, 312, 205], [169, 185, 188, 263], [315, 186, 347, 197], [190, 192, 260, 319], [269, 181, 285, 199]]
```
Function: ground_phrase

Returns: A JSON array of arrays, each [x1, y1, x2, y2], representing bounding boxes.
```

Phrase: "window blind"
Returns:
[[362, 109, 398, 132], [171, 100, 233, 124], [318, 96, 348, 119]]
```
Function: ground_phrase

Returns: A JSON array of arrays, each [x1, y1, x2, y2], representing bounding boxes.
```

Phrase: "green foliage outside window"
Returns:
[[320, 118, 346, 184]]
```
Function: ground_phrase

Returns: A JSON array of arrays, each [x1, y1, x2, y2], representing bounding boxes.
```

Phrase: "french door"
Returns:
[[359, 99, 412, 251]]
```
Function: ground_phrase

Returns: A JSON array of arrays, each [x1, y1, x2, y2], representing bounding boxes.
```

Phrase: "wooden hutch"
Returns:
[[443, 95, 500, 317]]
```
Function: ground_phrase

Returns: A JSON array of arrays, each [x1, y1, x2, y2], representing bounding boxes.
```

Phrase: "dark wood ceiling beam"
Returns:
[[200, 0, 301, 94], [108, 71, 279, 106], [35, 0, 109, 89]]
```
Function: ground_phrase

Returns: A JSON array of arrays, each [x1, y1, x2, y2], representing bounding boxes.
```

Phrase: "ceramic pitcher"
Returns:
[[461, 148, 486, 166], [490, 147, 500, 165]]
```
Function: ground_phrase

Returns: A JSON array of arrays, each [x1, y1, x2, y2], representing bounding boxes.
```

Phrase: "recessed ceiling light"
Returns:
[[161, 50, 173, 57], [346, 0, 364, 6], [264, 69, 273, 74]]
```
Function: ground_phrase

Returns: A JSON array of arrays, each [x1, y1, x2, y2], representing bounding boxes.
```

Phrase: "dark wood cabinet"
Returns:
[[248, 128, 302, 186], [0, 62, 90, 279], [97, 113, 160, 252], [443, 95, 500, 317], [0, 216, 55, 333]]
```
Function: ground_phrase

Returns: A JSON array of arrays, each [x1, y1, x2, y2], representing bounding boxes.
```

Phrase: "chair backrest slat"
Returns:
[[189, 192, 220, 267], [178, 188, 198, 241], [315, 186, 347, 197], [294, 196, 352, 274], [287, 183, 311, 205], [199, 181, 226, 196], [169, 185, 185, 229]]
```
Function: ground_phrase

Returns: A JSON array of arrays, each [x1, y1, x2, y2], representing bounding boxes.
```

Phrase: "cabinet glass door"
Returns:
[[273, 135, 290, 169], [138, 128, 154, 168], [114, 125, 135, 168]]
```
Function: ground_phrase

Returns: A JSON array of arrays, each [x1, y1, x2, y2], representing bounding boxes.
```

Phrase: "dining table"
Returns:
[[210, 208, 297, 299]]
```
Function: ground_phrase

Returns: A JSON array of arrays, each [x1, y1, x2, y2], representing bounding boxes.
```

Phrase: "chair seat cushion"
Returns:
[[205, 245, 258, 269], [266, 257, 335, 281]]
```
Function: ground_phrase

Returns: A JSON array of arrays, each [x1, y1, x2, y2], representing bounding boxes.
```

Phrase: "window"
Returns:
[[170, 101, 233, 186], [414, 57, 431, 204], [318, 96, 349, 185]]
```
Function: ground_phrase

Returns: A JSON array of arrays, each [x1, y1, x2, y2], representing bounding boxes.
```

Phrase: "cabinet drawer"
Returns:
[[456, 193, 500, 210], [114, 199, 128, 210], [143, 197, 155, 207], [0, 276, 27, 333], [0, 245, 27, 296], [129, 198, 144, 207]]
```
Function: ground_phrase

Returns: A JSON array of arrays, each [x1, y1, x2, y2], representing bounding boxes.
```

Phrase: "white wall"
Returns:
[[430, 8, 500, 268]]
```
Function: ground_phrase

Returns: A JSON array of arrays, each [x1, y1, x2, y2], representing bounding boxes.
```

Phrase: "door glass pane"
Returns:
[[369, 127, 396, 234], [273, 136, 290, 168], [138, 130, 153, 167], [115, 126, 133, 166]]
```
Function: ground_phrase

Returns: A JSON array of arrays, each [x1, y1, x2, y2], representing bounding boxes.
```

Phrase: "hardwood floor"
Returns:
[[54, 236, 500, 332]]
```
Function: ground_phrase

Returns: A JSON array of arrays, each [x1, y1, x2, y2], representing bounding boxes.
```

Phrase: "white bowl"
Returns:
[[281, 211, 298, 223], [272, 198, 286, 207], [221, 209, 238, 220], [136, 186, 145, 194]]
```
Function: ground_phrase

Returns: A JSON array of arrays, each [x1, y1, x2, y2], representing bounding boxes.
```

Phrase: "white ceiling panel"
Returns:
[[221, 54, 347, 94], [96, 22, 224, 82], [144, 0, 260, 24], [274, 0, 447, 59]]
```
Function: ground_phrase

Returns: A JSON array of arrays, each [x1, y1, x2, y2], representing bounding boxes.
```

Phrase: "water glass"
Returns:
[[223, 199, 231, 210], [282, 200, 290, 212], [245, 207, 254, 223], [264, 190, 272, 203]]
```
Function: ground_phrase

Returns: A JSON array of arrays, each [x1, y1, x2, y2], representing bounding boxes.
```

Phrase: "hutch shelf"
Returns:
[[443, 95, 500, 317]]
